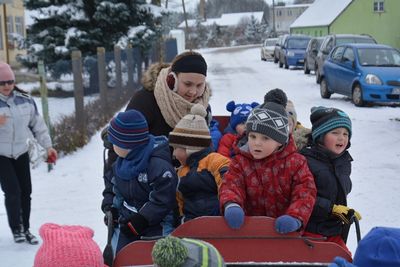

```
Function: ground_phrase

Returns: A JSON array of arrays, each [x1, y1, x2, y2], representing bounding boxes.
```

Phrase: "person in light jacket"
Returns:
[[0, 62, 57, 244]]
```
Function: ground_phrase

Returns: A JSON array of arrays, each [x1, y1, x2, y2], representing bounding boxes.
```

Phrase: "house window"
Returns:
[[277, 10, 282, 17], [373, 1, 384, 12], [288, 10, 292, 16], [6, 16, 14, 48], [15, 16, 24, 37]]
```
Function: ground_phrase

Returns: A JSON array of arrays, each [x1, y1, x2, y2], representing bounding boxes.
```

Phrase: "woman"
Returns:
[[104, 51, 215, 171], [0, 62, 57, 244]]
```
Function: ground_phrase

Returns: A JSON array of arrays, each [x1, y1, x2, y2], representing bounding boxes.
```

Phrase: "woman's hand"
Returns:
[[46, 148, 58, 163]]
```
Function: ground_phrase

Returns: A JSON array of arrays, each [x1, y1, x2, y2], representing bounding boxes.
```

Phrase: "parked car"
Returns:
[[278, 35, 311, 69], [315, 34, 377, 83], [273, 35, 287, 63], [261, 38, 278, 61], [320, 43, 400, 106], [304, 37, 324, 74]]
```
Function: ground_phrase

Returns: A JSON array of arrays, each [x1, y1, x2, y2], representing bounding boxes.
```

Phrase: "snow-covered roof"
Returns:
[[178, 11, 264, 28], [290, 0, 352, 28]]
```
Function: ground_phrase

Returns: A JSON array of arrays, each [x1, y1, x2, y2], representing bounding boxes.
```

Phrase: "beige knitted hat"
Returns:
[[286, 100, 297, 128], [169, 104, 211, 151]]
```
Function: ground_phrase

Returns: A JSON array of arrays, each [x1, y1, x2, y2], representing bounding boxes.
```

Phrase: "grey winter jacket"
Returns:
[[0, 90, 52, 159]]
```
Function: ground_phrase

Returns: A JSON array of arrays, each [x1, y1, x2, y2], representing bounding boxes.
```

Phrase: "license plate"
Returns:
[[298, 59, 304, 64], [392, 88, 400, 94]]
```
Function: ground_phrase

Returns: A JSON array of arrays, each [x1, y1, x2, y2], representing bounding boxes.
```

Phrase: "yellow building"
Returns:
[[0, 0, 26, 66]]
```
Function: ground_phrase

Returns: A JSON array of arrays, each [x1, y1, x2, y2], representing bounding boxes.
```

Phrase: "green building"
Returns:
[[290, 0, 400, 50]]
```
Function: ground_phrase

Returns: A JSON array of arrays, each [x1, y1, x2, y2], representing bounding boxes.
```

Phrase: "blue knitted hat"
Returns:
[[107, 110, 149, 149], [310, 106, 352, 142], [226, 101, 259, 131], [353, 227, 400, 267]]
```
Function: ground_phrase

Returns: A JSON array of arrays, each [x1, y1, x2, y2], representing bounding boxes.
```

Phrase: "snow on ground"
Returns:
[[0, 45, 399, 266]]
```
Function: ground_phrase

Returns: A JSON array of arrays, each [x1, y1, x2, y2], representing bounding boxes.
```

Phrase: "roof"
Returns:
[[290, 0, 352, 28], [178, 11, 264, 28]]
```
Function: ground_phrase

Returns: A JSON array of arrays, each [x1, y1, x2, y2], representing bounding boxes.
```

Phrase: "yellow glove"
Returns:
[[332, 204, 362, 224]]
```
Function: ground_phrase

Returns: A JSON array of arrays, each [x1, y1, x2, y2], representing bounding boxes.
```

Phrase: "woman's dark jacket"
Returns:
[[300, 145, 353, 237]]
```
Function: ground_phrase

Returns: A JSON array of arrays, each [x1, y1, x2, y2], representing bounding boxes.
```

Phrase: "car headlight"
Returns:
[[287, 51, 295, 57], [365, 74, 382, 85]]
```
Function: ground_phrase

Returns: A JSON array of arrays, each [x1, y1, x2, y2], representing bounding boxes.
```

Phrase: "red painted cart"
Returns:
[[113, 216, 352, 267]]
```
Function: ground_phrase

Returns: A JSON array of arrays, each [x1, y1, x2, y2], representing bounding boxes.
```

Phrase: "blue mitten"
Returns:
[[275, 215, 301, 234], [328, 257, 356, 267], [224, 203, 244, 229]]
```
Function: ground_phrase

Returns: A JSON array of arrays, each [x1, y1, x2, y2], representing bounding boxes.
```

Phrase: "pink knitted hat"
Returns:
[[34, 223, 106, 267], [0, 62, 15, 81]]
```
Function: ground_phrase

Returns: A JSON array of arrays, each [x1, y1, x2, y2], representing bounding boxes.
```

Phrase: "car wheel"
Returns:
[[352, 85, 366, 107], [284, 59, 289, 69], [304, 60, 310, 74], [320, 78, 332, 99]]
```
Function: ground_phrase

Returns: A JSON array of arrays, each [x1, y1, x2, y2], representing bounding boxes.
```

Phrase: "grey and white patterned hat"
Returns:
[[246, 101, 290, 145]]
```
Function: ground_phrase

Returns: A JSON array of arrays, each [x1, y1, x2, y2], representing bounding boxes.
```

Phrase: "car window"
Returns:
[[342, 47, 355, 62], [265, 39, 276, 46], [336, 37, 376, 45], [325, 38, 334, 52], [331, 46, 345, 61], [358, 47, 400, 66], [287, 38, 310, 49]]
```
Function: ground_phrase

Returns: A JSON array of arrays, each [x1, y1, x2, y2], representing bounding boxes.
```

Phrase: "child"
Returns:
[[219, 90, 317, 234], [263, 88, 311, 151], [34, 223, 105, 267], [152, 236, 225, 267], [169, 104, 230, 223], [217, 101, 258, 158], [101, 109, 178, 253], [329, 226, 400, 267], [300, 106, 361, 254]]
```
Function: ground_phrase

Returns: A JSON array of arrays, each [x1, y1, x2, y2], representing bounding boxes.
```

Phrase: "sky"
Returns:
[[1, 45, 399, 266]]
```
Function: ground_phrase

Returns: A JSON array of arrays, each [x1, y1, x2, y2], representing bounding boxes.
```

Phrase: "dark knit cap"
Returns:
[[169, 104, 211, 151], [264, 88, 288, 105], [310, 106, 352, 142], [171, 54, 207, 76], [107, 110, 149, 149], [246, 89, 289, 145]]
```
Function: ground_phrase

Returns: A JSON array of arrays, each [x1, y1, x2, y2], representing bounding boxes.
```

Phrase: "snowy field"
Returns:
[[0, 45, 399, 266]]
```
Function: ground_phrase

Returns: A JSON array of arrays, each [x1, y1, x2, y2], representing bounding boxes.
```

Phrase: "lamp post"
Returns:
[[1, 0, 14, 63], [272, 0, 276, 37]]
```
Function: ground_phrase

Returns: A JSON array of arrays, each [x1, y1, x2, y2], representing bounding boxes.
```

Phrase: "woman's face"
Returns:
[[176, 72, 206, 102], [0, 80, 15, 96]]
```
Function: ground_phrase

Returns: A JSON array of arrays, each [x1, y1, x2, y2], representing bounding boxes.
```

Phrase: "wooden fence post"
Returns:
[[114, 45, 123, 95], [37, 60, 53, 172], [71, 50, 86, 139], [97, 47, 108, 115], [126, 45, 134, 91]]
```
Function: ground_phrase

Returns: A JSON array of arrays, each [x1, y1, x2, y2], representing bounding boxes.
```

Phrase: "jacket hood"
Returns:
[[142, 62, 170, 91], [151, 135, 173, 162]]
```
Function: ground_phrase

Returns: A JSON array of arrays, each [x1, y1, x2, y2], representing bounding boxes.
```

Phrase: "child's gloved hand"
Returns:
[[275, 215, 301, 234], [46, 148, 58, 164], [332, 205, 362, 224], [119, 213, 149, 237], [328, 256, 356, 267], [224, 203, 244, 229]]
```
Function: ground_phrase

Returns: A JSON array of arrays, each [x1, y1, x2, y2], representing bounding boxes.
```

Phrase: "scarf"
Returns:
[[114, 135, 155, 181], [153, 67, 211, 128]]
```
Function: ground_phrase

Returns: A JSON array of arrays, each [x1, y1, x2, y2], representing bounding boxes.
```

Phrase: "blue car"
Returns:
[[278, 35, 311, 69], [320, 43, 400, 106]]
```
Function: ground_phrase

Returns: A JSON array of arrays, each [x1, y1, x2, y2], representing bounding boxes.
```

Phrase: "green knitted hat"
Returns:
[[152, 236, 188, 267]]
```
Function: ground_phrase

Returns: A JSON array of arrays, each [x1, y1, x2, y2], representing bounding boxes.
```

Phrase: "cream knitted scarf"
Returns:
[[153, 67, 211, 128]]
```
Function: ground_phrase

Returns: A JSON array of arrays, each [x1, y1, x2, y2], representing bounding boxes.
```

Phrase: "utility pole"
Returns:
[[272, 0, 276, 37], [199, 0, 206, 21]]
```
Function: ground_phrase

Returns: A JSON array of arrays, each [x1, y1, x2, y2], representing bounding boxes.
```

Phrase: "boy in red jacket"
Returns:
[[219, 89, 316, 234]]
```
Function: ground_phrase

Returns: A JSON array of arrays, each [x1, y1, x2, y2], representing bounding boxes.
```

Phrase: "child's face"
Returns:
[[322, 127, 349, 155], [113, 145, 130, 158], [235, 123, 246, 135], [173, 147, 188, 165], [248, 131, 281, 159]]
